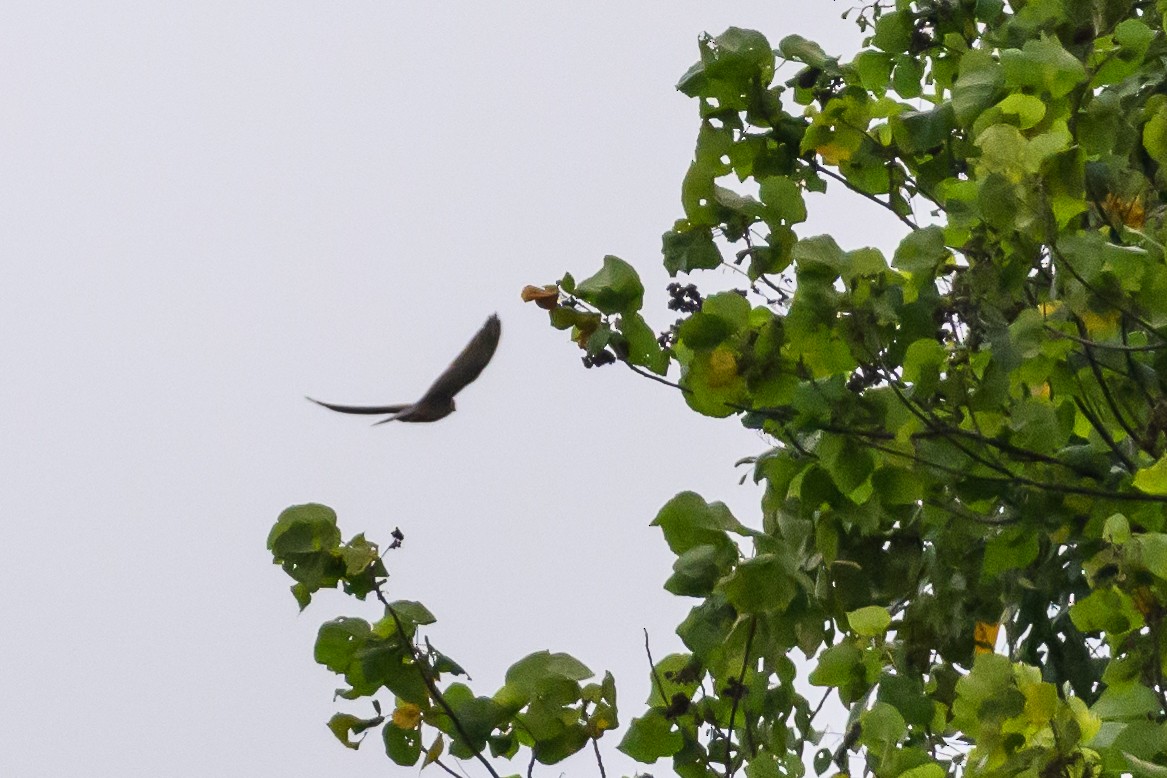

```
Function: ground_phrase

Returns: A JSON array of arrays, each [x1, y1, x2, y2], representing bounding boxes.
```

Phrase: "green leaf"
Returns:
[[1133, 455, 1167, 496], [818, 433, 874, 497], [1092, 681, 1162, 721], [703, 290, 752, 329], [859, 702, 906, 750], [678, 27, 775, 107], [707, 27, 775, 81], [617, 312, 668, 375], [388, 600, 436, 627], [450, 693, 508, 745], [951, 653, 1016, 732], [847, 606, 892, 637], [662, 223, 722, 275], [778, 34, 834, 69], [853, 50, 893, 92], [665, 543, 736, 597], [892, 226, 950, 279], [758, 176, 807, 227], [329, 713, 382, 751], [531, 722, 589, 764], [983, 525, 1039, 577], [996, 93, 1046, 129], [1070, 587, 1144, 636], [1104, 513, 1131, 545], [383, 720, 422, 765], [952, 51, 1004, 126], [792, 234, 847, 277], [871, 12, 912, 53], [892, 54, 924, 99], [719, 553, 797, 613], [877, 673, 934, 727], [891, 105, 955, 154], [618, 709, 684, 762], [809, 641, 863, 688], [871, 467, 924, 506], [575, 255, 644, 315], [677, 596, 737, 659], [1000, 39, 1086, 98], [898, 764, 946, 778], [1133, 533, 1167, 579], [315, 617, 371, 672], [902, 338, 945, 391], [652, 491, 752, 556], [268, 503, 341, 555]]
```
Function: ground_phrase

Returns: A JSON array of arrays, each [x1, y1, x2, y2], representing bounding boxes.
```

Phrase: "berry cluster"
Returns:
[[666, 282, 703, 313], [581, 350, 617, 369]]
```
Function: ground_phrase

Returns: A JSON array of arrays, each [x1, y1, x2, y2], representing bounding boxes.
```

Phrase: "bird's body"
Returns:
[[308, 314, 501, 424]]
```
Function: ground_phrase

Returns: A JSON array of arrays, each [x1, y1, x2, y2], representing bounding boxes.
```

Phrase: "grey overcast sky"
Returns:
[[2, 3, 902, 776]]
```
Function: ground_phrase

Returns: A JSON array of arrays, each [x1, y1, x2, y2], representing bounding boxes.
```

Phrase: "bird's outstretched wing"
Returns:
[[416, 314, 501, 405], [306, 398, 411, 415]]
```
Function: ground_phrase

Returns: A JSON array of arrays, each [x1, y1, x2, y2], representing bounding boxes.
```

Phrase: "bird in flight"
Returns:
[[308, 314, 501, 424]]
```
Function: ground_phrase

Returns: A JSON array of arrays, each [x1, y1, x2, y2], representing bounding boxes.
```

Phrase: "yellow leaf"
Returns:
[[392, 702, 422, 730], [1102, 192, 1146, 228], [974, 621, 1000, 655], [707, 346, 739, 387], [816, 142, 853, 165], [1080, 308, 1120, 338], [521, 284, 560, 310], [423, 733, 445, 767]]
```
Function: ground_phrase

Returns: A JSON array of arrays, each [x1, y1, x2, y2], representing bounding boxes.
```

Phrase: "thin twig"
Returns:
[[374, 586, 503, 778], [725, 616, 758, 778], [864, 437, 1165, 503], [433, 759, 464, 778], [1047, 241, 1167, 343], [808, 159, 918, 230], [1074, 314, 1148, 454], [1121, 317, 1158, 408], [809, 688, 832, 722], [591, 737, 608, 778], [623, 361, 690, 393], [875, 364, 1018, 479], [643, 629, 670, 706], [1044, 324, 1166, 352], [1073, 393, 1136, 472], [924, 498, 1020, 526]]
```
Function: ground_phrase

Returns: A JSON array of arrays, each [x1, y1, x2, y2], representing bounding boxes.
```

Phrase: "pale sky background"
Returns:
[[2, 3, 902, 776]]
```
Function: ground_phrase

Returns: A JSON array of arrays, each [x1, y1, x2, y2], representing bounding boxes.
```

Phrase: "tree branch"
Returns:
[[591, 737, 608, 778], [374, 586, 503, 778], [1073, 314, 1149, 455], [643, 629, 670, 706], [808, 159, 918, 230], [726, 616, 758, 778], [623, 361, 689, 392]]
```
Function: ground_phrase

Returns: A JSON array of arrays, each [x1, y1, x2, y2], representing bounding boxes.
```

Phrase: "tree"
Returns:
[[270, 2, 1167, 776]]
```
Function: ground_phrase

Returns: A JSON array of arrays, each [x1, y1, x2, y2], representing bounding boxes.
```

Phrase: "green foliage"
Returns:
[[518, 2, 1167, 776], [276, 2, 1167, 776], [268, 510, 617, 773]]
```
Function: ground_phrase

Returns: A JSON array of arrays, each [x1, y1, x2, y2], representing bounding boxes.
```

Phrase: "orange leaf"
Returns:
[[521, 284, 560, 310], [973, 621, 1000, 655]]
